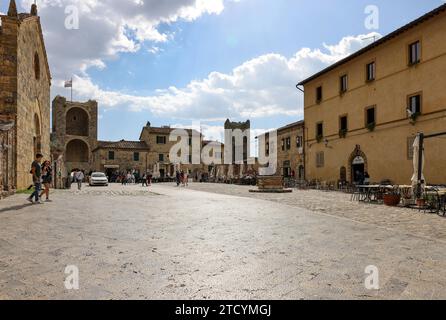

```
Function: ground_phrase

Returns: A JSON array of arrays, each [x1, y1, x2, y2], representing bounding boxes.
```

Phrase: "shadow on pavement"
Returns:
[[0, 203, 33, 214]]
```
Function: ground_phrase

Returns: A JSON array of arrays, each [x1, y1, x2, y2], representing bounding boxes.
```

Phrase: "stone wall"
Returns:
[[0, 16, 18, 116], [93, 148, 150, 174], [52, 96, 98, 176], [16, 17, 51, 189], [0, 12, 51, 190]]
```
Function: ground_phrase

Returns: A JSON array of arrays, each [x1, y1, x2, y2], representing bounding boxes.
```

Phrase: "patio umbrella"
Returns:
[[154, 163, 160, 178], [411, 135, 426, 196]]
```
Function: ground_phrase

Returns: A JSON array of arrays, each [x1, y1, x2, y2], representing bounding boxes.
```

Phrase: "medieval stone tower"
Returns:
[[224, 119, 250, 164], [0, 1, 51, 190], [51, 96, 98, 173]]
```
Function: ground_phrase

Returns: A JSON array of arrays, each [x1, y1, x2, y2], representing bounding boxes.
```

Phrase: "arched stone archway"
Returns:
[[347, 145, 368, 183], [66, 139, 89, 163], [66, 107, 89, 136]]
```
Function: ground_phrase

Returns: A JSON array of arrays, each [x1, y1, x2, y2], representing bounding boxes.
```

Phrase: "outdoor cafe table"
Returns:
[[356, 185, 395, 203]]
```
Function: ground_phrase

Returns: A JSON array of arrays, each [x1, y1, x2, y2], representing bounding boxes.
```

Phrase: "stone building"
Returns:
[[258, 120, 305, 179], [51, 96, 98, 175], [299, 3, 446, 185], [222, 119, 255, 178], [92, 140, 150, 179], [139, 122, 205, 179], [0, 1, 51, 190]]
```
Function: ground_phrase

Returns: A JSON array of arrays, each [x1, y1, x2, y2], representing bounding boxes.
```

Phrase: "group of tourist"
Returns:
[[176, 170, 189, 187], [27, 153, 53, 204]]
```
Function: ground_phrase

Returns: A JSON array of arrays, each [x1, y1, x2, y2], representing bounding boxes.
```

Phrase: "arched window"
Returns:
[[34, 52, 40, 80], [66, 107, 89, 136]]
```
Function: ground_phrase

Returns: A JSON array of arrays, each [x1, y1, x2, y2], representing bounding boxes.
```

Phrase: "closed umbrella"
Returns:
[[411, 135, 425, 197]]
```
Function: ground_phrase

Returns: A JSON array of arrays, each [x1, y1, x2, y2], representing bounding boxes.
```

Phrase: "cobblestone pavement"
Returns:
[[187, 183, 446, 242], [0, 183, 445, 300]]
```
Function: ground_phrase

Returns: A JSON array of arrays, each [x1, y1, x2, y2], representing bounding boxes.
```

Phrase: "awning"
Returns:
[[104, 165, 120, 169]]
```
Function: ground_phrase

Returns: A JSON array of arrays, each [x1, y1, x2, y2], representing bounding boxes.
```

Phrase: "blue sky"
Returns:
[[2, 0, 444, 142]]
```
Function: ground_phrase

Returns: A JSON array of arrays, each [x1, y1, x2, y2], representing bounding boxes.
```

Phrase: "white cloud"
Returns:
[[18, 0, 232, 79], [67, 32, 381, 121]]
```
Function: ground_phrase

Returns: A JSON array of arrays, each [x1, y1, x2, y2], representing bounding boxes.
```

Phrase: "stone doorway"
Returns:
[[348, 145, 368, 183]]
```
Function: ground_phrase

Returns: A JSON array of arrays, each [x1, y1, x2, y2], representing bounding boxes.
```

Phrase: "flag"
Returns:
[[64, 79, 72, 88]]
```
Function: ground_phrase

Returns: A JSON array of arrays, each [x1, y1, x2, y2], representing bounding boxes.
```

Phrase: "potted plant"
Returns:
[[416, 197, 426, 207], [383, 188, 401, 207], [366, 122, 376, 132], [316, 134, 323, 143], [339, 129, 347, 139]]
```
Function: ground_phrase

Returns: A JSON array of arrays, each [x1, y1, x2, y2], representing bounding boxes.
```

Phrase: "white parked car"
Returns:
[[89, 172, 109, 186]]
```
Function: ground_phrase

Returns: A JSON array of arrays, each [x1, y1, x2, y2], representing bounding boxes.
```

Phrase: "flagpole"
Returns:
[[71, 77, 73, 102]]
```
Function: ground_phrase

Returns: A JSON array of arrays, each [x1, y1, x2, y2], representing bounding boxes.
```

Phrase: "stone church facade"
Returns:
[[0, 1, 51, 191]]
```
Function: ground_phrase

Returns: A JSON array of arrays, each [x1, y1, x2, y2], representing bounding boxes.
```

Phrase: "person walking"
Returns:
[[147, 173, 152, 186], [183, 171, 189, 187], [142, 174, 147, 187], [176, 170, 181, 187], [27, 154, 44, 204], [40, 160, 53, 202], [75, 169, 85, 190], [364, 172, 371, 185], [180, 171, 185, 187]]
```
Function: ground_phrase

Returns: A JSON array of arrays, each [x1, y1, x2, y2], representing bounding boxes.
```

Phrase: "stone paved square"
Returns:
[[0, 183, 445, 300]]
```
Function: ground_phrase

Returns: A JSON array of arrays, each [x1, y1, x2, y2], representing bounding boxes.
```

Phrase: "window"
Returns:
[[108, 151, 115, 160], [159, 154, 164, 162], [409, 41, 421, 65], [340, 74, 348, 93], [408, 94, 422, 114], [366, 107, 376, 126], [316, 152, 325, 168], [285, 137, 291, 150], [156, 136, 167, 144], [340, 115, 348, 131], [316, 86, 323, 102], [188, 137, 192, 146], [281, 139, 285, 151], [366, 62, 376, 82], [34, 52, 40, 80], [133, 152, 140, 162], [316, 122, 323, 138], [296, 136, 303, 148]]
